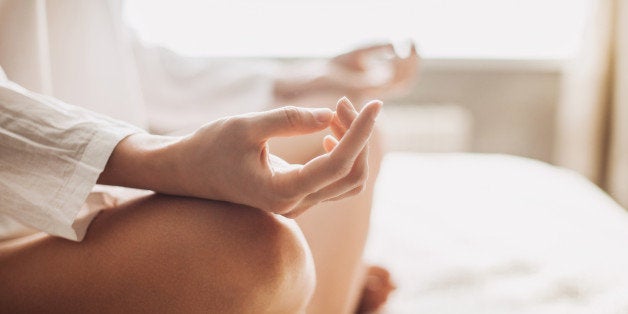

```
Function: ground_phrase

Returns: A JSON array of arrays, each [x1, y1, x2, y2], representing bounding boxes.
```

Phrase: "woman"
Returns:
[[0, 1, 417, 312]]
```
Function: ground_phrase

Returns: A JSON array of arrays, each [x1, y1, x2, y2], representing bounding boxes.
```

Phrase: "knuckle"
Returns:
[[358, 168, 369, 184], [267, 195, 299, 215], [283, 205, 309, 219], [328, 158, 353, 178], [222, 116, 243, 128], [222, 116, 250, 136], [354, 184, 366, 195], [343, 185, 365, 199], [282, 106, 302, 129], [347, 168, 368, 186]]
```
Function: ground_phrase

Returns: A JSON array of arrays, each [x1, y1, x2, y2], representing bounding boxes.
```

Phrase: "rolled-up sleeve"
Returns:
[[0, 81, 145, 241], [131, 40, 277, 134]]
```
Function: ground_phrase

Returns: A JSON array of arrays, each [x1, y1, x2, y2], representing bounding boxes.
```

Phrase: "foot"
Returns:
[[356, 265, 396, 313]]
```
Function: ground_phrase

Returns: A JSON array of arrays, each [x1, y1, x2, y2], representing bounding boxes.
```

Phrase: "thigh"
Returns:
[[0, 194, 313, 313], [295, 131, 385, 313]]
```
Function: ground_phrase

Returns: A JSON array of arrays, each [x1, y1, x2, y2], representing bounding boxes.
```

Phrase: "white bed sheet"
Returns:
[[364, 153, 628, 314]]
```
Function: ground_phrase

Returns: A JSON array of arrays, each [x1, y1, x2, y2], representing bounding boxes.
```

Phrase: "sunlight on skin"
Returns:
[[98, 97, 382, 219]]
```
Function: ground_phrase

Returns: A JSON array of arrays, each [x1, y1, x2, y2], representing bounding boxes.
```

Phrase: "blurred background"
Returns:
[[124, 1, 628, 312], [123, 0, 593, 179]]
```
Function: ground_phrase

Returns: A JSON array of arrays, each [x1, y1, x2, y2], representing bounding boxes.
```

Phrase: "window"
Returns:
[[124, 0, 591, 59]]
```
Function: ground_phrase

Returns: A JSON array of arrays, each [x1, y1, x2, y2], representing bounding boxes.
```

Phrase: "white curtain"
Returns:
[[555, 0, 628, 207]]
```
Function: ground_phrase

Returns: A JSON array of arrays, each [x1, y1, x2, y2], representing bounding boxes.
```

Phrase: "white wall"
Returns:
[[394, 59, 562, 162]]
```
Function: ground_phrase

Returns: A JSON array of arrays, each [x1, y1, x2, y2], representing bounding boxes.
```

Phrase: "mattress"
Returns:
[[364, 153, 628, 313]]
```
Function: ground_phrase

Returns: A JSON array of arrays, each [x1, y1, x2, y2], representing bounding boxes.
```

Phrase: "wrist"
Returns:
[[273, 59, 330, 100], [99, 132, 181, 192]]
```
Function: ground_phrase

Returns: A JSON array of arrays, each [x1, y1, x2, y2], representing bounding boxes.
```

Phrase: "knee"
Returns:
[[242, 213, 316, 312], [202, 204, 316, 312], [119, 196, 316, 312]]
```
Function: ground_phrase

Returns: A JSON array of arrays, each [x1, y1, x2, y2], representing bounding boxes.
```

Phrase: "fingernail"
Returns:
[[338, 96, 351, 106], [338, 99, 351, 112], [370, 101, 383, 118], [374, 103, 382, 116], [364, 100, 382, 113], [313, 108, 332, 124]]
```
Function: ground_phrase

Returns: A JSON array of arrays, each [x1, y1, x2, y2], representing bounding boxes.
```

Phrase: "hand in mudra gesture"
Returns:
[[274, 42, 418, 103], [328, 43, 419, 98], [101, 97, 381, 218], [175, 97, 380, 218]]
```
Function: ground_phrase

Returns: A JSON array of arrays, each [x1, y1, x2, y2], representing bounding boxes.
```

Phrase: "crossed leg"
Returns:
[[0, 194, 315, 313], [0, 96, 384, 313]]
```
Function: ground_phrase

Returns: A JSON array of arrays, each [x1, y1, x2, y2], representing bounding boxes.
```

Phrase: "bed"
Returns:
[[364, 153, 628, 313]]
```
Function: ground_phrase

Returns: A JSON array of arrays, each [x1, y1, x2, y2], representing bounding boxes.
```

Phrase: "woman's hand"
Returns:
[[327, 43, 419, 98], [274, 43, 419, 103], [99, 98, 381, 218]]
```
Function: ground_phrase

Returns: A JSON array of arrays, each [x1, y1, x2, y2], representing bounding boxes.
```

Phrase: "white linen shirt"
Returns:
[[0, 80, 143, 241], [0, 0, 274, 241]]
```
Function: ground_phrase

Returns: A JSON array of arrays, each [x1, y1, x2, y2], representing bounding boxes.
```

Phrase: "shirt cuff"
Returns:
[[49, 125, 144, 241]]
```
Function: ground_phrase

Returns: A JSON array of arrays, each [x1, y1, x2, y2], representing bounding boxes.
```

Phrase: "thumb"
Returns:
[[251, 106, 333, 139]]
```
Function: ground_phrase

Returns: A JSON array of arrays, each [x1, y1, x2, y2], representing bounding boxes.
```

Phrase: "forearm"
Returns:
[[97, 133, 182, 193], [97, 99, 378, 218], [273, 59, 333, 101]]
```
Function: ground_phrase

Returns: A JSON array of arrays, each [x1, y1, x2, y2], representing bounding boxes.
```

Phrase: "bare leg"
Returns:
[[270, 125, 384, 314], [0, 194, 315, 313]]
